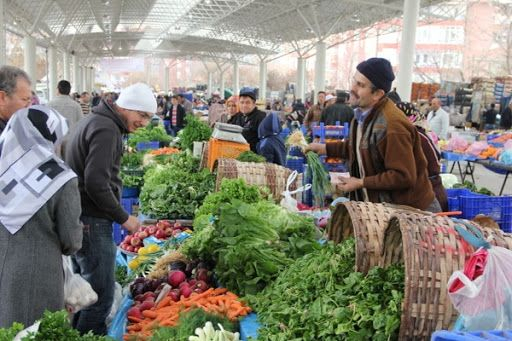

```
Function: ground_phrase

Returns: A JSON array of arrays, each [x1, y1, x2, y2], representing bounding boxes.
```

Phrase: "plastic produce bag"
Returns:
[[504, 140, 512, 151], [448, 245, 512, 330], [280, 170, 311, 212], [106, 282, 123, 328], [446, 136, 469, 152], [466, 141, 489, 156], [499, 149, 512, 165], [63, 256, 98, 313], [107, 295, 133, 340]]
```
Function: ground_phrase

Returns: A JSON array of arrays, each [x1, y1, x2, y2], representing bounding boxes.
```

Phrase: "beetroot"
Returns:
[[127, 307, 143, 319], [168, 289, 180, 302], [194, 280, 209, 292], [139, 301, 154, 311], [168, 270, 186, 287], [196, 269, 209, 282], [180, 285, 193, 298]]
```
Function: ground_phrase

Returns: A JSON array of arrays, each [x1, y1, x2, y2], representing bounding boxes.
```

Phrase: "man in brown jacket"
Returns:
[[307, 58, 439, 212]]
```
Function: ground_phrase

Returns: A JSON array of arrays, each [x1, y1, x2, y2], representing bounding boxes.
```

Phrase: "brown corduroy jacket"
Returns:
[[326, 97, 435, 210]]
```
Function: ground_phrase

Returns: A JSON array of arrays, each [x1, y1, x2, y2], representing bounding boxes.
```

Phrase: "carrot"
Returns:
[[142, 310, 158, 319], [127, 316, 144, 323], [156, 296, 172, 309]]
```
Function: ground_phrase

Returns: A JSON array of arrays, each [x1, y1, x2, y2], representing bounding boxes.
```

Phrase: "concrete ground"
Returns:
[[446, 161, 511, 195]]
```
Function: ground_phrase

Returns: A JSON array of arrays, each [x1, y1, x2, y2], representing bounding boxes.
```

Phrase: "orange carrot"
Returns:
[[142, 310, 158, 319]]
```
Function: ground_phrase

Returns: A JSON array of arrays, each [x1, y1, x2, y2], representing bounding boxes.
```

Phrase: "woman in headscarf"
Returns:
[[396, 101, 448, 211], [226, 96, 243, 126], [256, 112, 286, 166], [0, 106, 83, 327]]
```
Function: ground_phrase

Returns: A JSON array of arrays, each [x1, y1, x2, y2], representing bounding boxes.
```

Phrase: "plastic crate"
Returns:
[[312, 122, 349, 142], [460, 194, 512, 232], [136, 141, 160, 151], [113, 198, 139, 245], [240, 313, 260, 341], [288, 146, 305, 157], [121, 186, 139, 198], [446, 188, 475, 213], [432, 330, 512, 340], [323, 162, 347, 172], [207, 138, 250, 170], [285, 158, 305, 173]]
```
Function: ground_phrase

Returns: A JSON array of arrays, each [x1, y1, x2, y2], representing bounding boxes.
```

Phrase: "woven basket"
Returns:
[[327, 201, 429, 273], [215, 158, 302, 201], [381, 212, 512, 340]]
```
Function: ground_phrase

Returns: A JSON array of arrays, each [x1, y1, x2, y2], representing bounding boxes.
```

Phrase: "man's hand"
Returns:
[[336, 176, 364, 193], [305, 143, 327, 155], [122, 215, 141, 234]]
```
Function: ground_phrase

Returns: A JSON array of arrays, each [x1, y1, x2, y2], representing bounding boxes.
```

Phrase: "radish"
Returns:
[[127, 307, 143, 319], [180, 285, 193, 298], [167, 270, 186, 287], [139, 301, 154, 311], [168, 289, 180, 302], [196, 269, 209, 282]]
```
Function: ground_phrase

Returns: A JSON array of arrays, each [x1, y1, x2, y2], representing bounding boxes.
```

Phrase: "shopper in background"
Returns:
[[163, 95, 186, 136], [0, 106, 82, 328], [80, 91, 91, 115], [0, 65, 32, 135], [500, 102, 512, 130], [48, 80, 84, 136], [397, 101, 448, 211], [321, 92, 354, 126], [65, 83, 156, 335], [257, 112, 286, 166], [207, 94, 225, 127], [237, 87, 266, 152], [427, 98, 450, 140], [225, 96, 240, 124], [307, 57, 438, 212], [304, 91, 326, 129], [178, 93, 193, 114]]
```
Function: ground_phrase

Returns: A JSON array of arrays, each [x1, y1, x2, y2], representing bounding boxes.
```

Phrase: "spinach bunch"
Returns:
[[121, 152, 144, 169], [139, 153, 215, 219], [178, 114, 212, 151], [247, 240, 404, 341], [181, 200, 319, 296], [120, 171, 144, 188], [128, 125, 171, 148], [237, 151, 266, 163]]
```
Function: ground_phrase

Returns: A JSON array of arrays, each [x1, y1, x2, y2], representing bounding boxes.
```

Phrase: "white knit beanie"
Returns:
[[116, 83, 157, 114]]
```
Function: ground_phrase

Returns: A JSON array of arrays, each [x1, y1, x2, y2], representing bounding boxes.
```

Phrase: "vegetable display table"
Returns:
[[442, 152, 478, 183]]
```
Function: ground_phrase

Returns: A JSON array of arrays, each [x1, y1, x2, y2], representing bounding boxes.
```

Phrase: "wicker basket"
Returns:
[[327, 201, 430, 273], [381, 212, 512, 340], [215, 158, 302, 202]]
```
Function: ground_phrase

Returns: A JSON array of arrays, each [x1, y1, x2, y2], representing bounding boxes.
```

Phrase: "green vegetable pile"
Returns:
[[139, 152, 215, 219], [247, 239, 405, 341], [195, 178, 269, 218], [179, 114, 212, 151], [181, 200, 320, 296], [236, 151, 266, 163], [453, 181, 495, 196], [128, 125, 171, 149], [306, 151, 331, 207], [150, 308, 235, 341], [0, 310, 109, 341], [121, 152, 144, 170], [120, 171, 144, 189]]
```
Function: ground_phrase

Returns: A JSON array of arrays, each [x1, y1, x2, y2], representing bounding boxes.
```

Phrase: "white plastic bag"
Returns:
[[63, 256, 98, 314], [106, 282, 123, 328], [280, 170, 311, 212], [447, 246, 512, 330], [13, 321, 40, 341]]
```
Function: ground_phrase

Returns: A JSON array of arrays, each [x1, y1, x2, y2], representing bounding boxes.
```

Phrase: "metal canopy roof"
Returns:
[[4, 0, 444, 62]]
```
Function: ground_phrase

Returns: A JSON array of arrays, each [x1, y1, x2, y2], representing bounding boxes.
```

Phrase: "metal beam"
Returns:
[[29, 0, 52, 35]]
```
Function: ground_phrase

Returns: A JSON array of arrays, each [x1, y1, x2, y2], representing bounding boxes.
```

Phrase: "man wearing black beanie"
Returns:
[[307, 58, 440, 212]]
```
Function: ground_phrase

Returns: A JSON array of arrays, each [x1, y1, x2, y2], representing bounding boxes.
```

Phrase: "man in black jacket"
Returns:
[[237, 87, 266, 152], [321, 92, 354, 126], [65, 83, 156, 335], [163, 95, 186, 135]]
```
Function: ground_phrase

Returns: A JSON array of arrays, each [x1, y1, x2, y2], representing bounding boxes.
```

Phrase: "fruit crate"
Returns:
[[207, 138, 250, 170], [113, 198, 139, 245], [460, 194, 512, 232], [432, 330, 512, 340]]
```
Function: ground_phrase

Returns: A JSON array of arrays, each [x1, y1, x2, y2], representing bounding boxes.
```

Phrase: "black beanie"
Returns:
[[356, 58, 395, 93]]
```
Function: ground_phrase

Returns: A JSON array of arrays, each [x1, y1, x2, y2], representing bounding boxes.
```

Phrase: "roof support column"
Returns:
[[396, 0, 420, 101], [81, 66, 87, 93], [258, 60, 267, 101], [296, 57, 306, 102], [207, 71, 213, 97], [72, 54, 80, 93], [314, 41, 326, 103], [90, 67, 95, 92], [164, 66, 170, 93], [23, 36, 37, 87], [233, 60, 239, 99], [63, 51, 71, 82], [48, 46, 58, 100], [0, 0, 6, 65], [219, 72, 225, 100]]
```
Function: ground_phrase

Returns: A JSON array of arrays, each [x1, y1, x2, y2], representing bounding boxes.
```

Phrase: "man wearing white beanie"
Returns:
[[65, 82, 156, 335]]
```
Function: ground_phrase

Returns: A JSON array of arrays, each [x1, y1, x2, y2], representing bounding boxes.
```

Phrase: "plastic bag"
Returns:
[[499, 149, 512, 165], [504, 139, 512, 151], [106, 282, 123, 328], [107, 295, 133, 340], [63, 256, 98, 313], [13, 322, 40, 341], [447, 246, 512, 330], [446, 136, 469, 152], [280, 170, 311, 212], [466, 141, 489, 156]]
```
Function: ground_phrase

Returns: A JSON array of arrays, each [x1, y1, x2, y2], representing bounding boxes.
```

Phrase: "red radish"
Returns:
[[168, 289, 180, 302], [134, 294, 145, 302], [168, 270, 186, 287], [127, 307, 143, 319], [142, 292, 155, 300], [179, 281, 191, 289], [131, 237, 141, 247], [196, 269, 209, 282], [139, 301, 154, 311], [180, 285, 192, 298], [194, 280, 209, 292], [188, 279, 197, 287]]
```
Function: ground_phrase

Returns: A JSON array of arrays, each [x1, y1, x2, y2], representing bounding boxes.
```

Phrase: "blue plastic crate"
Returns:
[[432, 330, 512, 340], [136, 141, 160, 151], [446, 188, 474, 213], [324, 162, 347, 172], [460, 194, 512, 232], [285, 158, 305, 173], [240, 313, 260, 341], [312, 122, 349, 142], [122, 186, 139, 198], [288, 146, 305, 157]]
